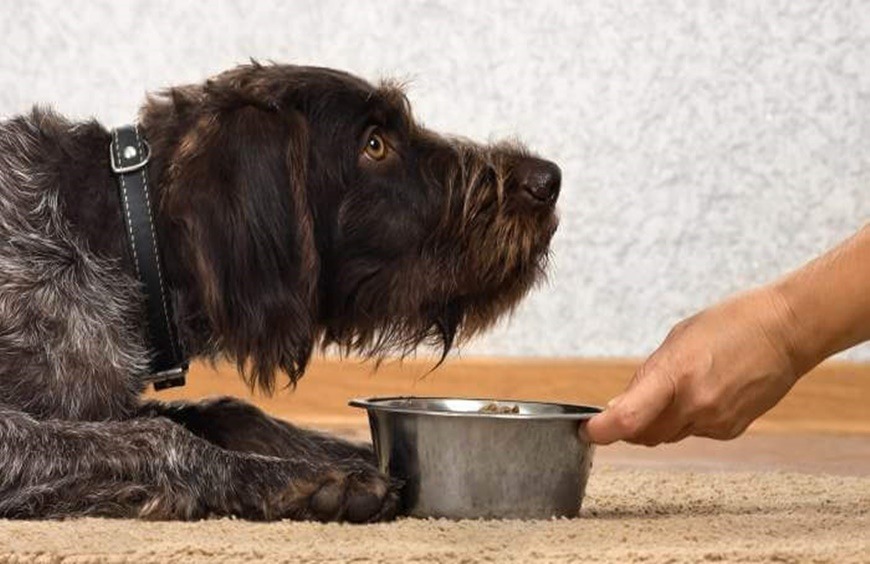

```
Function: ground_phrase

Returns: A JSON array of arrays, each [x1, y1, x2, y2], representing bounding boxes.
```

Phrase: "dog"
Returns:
[[0, 62, 561, 522]]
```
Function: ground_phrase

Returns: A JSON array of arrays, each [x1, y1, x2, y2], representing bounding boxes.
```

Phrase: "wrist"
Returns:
[[762, 284, 809, 378], [774, 225, 870, 373]]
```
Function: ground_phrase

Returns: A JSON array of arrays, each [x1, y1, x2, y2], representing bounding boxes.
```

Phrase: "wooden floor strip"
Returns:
[[147, 357, 870, 435]]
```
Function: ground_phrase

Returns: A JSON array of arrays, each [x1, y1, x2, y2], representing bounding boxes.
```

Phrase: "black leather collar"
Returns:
[[110, 125, 188, 390]]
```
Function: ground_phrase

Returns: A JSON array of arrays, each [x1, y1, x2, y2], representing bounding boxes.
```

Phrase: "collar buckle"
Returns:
[[145, 365, 189, 391], [109, 138, 151, 174]]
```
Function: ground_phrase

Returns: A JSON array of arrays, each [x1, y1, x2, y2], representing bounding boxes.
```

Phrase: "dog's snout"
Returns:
[[513, 158, 561, 207]]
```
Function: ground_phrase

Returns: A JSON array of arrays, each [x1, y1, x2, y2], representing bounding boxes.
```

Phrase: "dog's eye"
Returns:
[[363, 131, 388, 161]]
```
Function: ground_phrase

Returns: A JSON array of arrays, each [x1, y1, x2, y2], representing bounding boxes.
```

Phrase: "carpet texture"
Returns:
[[1, 467, 867, 563]]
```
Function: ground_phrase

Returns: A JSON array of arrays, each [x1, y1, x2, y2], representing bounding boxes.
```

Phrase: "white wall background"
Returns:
[[1, 0, 868, 361]]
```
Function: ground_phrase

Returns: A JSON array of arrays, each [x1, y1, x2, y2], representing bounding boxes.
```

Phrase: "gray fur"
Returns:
[[0, 115, 147, 420], [0, 113, 398, 522]]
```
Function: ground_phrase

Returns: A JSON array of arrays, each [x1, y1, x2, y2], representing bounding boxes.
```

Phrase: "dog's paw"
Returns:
[[308, 464, 401, 523]]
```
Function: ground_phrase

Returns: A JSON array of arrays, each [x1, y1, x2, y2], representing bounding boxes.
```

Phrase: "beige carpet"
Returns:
[[1, 466, 868, 564]]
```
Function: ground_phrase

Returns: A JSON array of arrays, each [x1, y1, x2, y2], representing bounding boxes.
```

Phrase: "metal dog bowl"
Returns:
[[349, 396, 601, 519]]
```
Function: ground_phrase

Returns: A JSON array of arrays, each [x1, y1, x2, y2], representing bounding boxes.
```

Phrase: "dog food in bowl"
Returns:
[[478, 402, 520, 414]]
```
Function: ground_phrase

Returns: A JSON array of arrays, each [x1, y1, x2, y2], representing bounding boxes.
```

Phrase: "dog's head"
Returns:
[[144, 63, 560, 391]]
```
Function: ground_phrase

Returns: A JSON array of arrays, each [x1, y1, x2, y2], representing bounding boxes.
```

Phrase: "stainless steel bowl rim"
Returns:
[[348, 396, 602, 420]]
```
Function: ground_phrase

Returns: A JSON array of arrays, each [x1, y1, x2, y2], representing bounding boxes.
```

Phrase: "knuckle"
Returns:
[[697, 418, 744, 440], [710, 428, 736, 440], [636, 356, 672, 388], [688, 348, 715, 377], [687, 377, 725, 416], [666, 317, 694, 340], [665, 432, 687, 444], [692, 389, 720, 415], [706, 427, 729, 440], [627, 435, 660, 447], [725, 420, 749, 440], [665, 324, 683, 341], [639, 435, 663, 447]]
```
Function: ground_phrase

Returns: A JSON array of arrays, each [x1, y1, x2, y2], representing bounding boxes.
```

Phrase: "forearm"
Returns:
[[772, 223, 870, 374]]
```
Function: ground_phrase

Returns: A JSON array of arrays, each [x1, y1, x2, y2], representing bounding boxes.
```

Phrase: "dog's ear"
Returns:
[[165, 105, 317, 393]]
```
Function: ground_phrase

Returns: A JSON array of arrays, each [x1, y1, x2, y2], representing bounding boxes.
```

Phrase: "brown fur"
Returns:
[[143, 62, 561, 393]]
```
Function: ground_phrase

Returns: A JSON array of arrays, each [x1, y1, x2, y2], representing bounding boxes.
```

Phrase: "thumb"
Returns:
[[583, 367, 676, 445]]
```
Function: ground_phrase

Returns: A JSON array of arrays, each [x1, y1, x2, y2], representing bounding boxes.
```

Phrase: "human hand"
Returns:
[[583, 287, 801, 445]]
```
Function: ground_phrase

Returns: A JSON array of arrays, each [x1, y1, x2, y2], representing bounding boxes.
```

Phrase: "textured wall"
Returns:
[[1, 1, 868, 360]]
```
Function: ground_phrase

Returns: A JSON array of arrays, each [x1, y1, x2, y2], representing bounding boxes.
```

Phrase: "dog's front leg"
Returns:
[[0, 406, 398, 522], [140, 397, 376, 464]]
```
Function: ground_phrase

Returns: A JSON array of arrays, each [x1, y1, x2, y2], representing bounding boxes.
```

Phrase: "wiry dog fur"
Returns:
[[0, 62, 561, 521]]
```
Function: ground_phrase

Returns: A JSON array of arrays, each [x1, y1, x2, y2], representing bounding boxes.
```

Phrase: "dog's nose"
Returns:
[[513, 158, 561, 207]]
